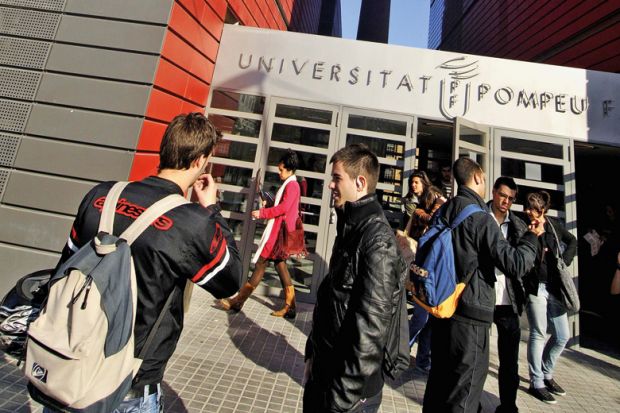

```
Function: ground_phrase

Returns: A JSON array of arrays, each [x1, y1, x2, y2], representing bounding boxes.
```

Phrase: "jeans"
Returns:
[[43, 384, 162, 413], [409, 305, 431, 369], [526, 283, 569, 389]]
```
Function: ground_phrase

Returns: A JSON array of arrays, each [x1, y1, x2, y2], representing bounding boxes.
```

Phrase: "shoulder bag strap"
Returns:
[[127, 193, 190, 360], [120, 194, 190, 245], [98, 181, 130, 234], [546, 219, 563, 258]]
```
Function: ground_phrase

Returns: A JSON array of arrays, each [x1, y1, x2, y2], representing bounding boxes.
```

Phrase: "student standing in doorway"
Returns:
[[488, 177, 528, 413]]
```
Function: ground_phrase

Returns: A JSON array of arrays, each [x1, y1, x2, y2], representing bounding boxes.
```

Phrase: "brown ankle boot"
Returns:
[[271, 285, 296, 318], [219, 282, 254, 312]]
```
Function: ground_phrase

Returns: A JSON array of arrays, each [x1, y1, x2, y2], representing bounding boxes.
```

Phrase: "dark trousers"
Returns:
[[423, 317, 490, 413], [303, 378, 382, 413], [494, 305, 521, 412]]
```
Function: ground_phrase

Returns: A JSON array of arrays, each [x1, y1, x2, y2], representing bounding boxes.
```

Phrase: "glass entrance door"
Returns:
[[493, 128, 578, 341], [324, 108, 416, 265], [254, 98, 341, 303], [453, 117, 491, 195]]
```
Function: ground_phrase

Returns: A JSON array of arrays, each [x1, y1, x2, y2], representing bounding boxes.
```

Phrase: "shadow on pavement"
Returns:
[[161, 381, 188, 413], [562, 348, 620, 381], [225, 309, 305, 386]]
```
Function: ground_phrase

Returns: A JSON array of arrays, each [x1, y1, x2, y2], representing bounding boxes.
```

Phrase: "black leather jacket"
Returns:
[[446, 187, 539, 324], [305, 194, 403, 412], [486, 202, 529, 315]]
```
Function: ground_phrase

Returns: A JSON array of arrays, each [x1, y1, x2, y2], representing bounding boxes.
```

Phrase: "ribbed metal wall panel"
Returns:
[[0, 0, 170, 294]]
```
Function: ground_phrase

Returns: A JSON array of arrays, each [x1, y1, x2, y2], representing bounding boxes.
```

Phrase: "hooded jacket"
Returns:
[[445, 187, 539, 324], [305, 194, 404, 412]]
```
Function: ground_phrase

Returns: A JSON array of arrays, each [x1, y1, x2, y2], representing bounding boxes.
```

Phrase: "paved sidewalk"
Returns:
[[2, 287, 620, 412]]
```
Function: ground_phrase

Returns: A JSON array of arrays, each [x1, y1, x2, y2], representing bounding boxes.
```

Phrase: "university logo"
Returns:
[[32, 362, 48, 383], [438, 57, 480, 119]]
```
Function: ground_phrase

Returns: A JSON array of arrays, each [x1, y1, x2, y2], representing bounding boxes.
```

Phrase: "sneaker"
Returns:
[[528, 386, 557, 404], [544, 378, 566, 396]]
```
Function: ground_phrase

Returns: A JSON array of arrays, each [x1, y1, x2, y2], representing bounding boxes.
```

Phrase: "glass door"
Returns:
[[453, 116, 491, 195], [493, 128, 578, 342], [324, 108, 416, 265], [253, 97, 341, 303], [205, 90, 267, 287]]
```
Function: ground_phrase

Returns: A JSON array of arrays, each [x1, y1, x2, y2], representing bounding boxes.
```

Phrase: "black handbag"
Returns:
[[548, 222, 580, 313]]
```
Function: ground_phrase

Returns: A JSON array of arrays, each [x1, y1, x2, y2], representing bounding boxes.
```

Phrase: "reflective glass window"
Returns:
[[211, 164, 253, 187], [501, 137, 563, 159], [210, 90, 265, 114], [347, 134, 405, 160], [272, 123, 330, 148], [208, 114, 261, 138], [275, 104, 332, 124], [348, 115, 407, 135], [213, 140, 257, 162]]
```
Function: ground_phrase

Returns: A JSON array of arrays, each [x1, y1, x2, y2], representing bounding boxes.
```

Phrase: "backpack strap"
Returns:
[[546, 218, 563, 258], [120, 194, 190, 245], [99, 181, 130, 234], [450, 204, 485, 229]]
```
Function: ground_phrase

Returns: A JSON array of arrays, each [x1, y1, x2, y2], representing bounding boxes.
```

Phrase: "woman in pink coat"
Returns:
[[219, 150, 301, 318]]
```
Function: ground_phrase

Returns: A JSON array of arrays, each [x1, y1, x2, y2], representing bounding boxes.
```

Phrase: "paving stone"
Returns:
[[2, 288, 620, 412]]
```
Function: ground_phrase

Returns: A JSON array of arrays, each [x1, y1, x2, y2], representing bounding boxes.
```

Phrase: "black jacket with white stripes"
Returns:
[[57, 176, 242, 388]]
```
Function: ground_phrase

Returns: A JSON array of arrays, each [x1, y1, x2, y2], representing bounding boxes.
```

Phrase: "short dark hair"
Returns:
[[158, 112, 222, 171], [278, 149, 299, 172], [453, 157, 483, 186], [330, 144, 380, 193], [526, 190, 551, 213], [493, 176, 518, 193]]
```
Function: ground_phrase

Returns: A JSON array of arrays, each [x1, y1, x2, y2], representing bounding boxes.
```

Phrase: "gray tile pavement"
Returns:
[[2, 288, 619, 412]]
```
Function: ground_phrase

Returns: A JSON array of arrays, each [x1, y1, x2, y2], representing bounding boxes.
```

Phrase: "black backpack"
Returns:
[[382, 257, 410, 380]]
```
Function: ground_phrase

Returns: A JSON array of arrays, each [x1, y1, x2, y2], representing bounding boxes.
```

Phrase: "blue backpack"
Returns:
[[410, 204, 484, 318]]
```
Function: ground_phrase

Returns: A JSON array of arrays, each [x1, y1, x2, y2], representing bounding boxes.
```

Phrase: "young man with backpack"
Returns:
[[30, 113, 242, 412], [303, 144, 407, 413], [422, 158, 544, 413]]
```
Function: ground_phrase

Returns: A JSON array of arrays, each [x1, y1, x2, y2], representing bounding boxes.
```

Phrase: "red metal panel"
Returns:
[[161, 31, 215, 84], [169, 3, 220, 61], [145, 88, 203, 123], [589, 54, 620, 72], [207, 0, 228, 20], [153, 59, 210, 106], [245, 0, 269, 28], [136, 120, 167, 152], [547, 23, 620, 65], [550, 34, 620, 69], [261, 0, 284, 29], [129, 152, 160, 181], [177, 0, 225, 41], [228, 0, 258, 26], [511, 0, 609, 60], [498, 0, 577, 58]]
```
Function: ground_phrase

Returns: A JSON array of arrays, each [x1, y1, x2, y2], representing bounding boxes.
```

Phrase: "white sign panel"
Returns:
[[211, 25, 620, 145]]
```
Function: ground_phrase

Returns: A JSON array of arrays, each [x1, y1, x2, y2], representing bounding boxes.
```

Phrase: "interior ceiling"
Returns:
[[574, 142, 620, 159]]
